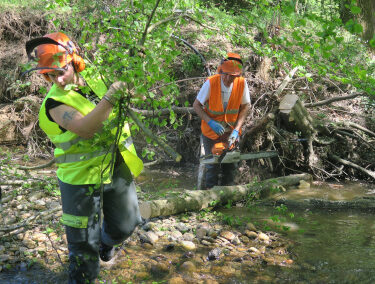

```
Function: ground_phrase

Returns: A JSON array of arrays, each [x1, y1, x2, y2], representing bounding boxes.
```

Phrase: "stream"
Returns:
[[1, 167, 374, 283]]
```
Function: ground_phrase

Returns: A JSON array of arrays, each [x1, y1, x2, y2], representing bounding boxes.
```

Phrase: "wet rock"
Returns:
[[208, 248, 222, 261], [182, 251, 195, 259], [201, 240, 211, 246], [175, 222, 190, 233], [197, 222, 211, 230], [32, 232, 47, 242], [169, 230, 183, 241], [135, 271, 150, 280], [180, 241, 196, 251], [33, 200, 46, 210], [142, 221, 158, 231], [183, 232, 194, 241], [245, 230, 257, 239], [180, 261, 196, 273], [47, 201, 60, 210], [231, 236, 241, 245], [240, 235, 250, 244], [258, 233, 270, 242], [232, 256, 244, 262], [249, 247, 260, 255], [146, 231, 159, 244], [220, 230, 235, 242], [196, 227, 208, 238], [164, 243, 175, 251], [29, 192, 44, 202], [155, 231, 165, 237], [259, 246, 266, 254], [141, 243, 153, 249], [0, 254, 10, 262], [22, 239, 36, 249], [169, 276, 186, 284], [208, 230, 218, 239], [246, 223, 257, 231], [216, 236, 230, 245], [151, 254, 168, 262], [127, 240, 137, 246], [150, 261, 170, 277], [210, 265, 236, 278], [4, 215, 17, 225], [139, 231, 159, 244]]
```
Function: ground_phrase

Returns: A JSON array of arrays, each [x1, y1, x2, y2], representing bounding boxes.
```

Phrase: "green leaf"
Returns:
[[353, 23, 363, 34], [350, 5, 361, 15]]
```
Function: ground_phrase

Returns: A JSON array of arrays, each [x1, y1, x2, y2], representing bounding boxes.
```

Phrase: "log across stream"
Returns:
[[139, 173, 312, 219]]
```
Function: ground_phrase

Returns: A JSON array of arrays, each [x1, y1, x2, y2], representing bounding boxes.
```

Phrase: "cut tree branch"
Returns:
[[273, 67, 300, 100], [131, 106, 194, 117], [127, 109, 182, 162], [329, 154, 375, 180], [304, 93, 362, 108]]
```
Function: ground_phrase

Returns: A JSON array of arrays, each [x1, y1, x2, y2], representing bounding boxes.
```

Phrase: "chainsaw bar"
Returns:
[[200, 150, 278, 165]]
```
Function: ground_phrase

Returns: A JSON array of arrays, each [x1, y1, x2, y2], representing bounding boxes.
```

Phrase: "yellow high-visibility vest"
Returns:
[[39, 69, 143, 185]]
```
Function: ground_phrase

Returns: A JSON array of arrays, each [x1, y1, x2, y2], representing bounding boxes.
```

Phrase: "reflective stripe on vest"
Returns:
[[205, 108, 239, 116], [55, 132, 133, 151], [55, 145, 115, 164]]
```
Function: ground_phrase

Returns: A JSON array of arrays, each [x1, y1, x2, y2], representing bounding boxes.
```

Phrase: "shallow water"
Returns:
[[220, 205, 375, 283]]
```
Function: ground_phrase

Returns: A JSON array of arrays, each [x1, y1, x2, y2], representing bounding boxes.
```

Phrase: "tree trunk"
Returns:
[[357, 0, 375, 42], [139, 173, 312, 219]]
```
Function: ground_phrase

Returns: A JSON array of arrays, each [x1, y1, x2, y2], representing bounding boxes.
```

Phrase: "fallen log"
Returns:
[[139, 173, 312, 219]]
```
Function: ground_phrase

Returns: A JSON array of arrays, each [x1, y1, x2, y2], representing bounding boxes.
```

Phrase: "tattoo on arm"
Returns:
[[61, 110, 77, 128]]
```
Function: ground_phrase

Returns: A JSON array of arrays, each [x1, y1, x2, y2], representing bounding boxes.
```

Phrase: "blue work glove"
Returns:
[[208, 120, 225, 136], [228, 129, 239, 148]]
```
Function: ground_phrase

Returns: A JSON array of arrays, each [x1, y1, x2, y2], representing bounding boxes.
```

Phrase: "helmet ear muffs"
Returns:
[[72, 53, 85, 72]]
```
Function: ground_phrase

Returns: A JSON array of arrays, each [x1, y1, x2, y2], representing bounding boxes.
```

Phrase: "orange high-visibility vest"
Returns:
[[201, 74, 245, 140]]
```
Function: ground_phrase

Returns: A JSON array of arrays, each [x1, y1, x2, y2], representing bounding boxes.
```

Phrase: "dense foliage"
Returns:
[[12, 0, 375, 162]]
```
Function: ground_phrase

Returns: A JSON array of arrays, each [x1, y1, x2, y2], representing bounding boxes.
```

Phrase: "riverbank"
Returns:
[[0, 159, 294, 283]]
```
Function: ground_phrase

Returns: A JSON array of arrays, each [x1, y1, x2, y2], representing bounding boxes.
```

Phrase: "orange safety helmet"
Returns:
[[217, 52, 243, 76], [22, 32, 85, 80]]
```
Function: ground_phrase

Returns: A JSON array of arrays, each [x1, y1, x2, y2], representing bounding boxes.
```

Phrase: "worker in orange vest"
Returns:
[[193, 53, 250, 189]]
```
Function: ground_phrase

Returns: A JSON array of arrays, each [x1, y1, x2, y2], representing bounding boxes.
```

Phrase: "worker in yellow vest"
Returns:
[[23, 32, 143, 283], [193, 53, 250, 189]]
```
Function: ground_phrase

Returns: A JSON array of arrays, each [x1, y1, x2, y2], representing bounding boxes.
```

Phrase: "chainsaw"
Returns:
[[200, 141, 278, 165]]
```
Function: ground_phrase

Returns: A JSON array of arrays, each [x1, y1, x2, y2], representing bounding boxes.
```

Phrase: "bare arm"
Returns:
[[193, 99, 211, 123], [234, 103, 250, 132], [49, 99, 113, 139]]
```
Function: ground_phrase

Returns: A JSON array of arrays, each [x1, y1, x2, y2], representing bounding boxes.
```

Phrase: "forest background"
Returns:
[[1, 0, 375, 186]]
